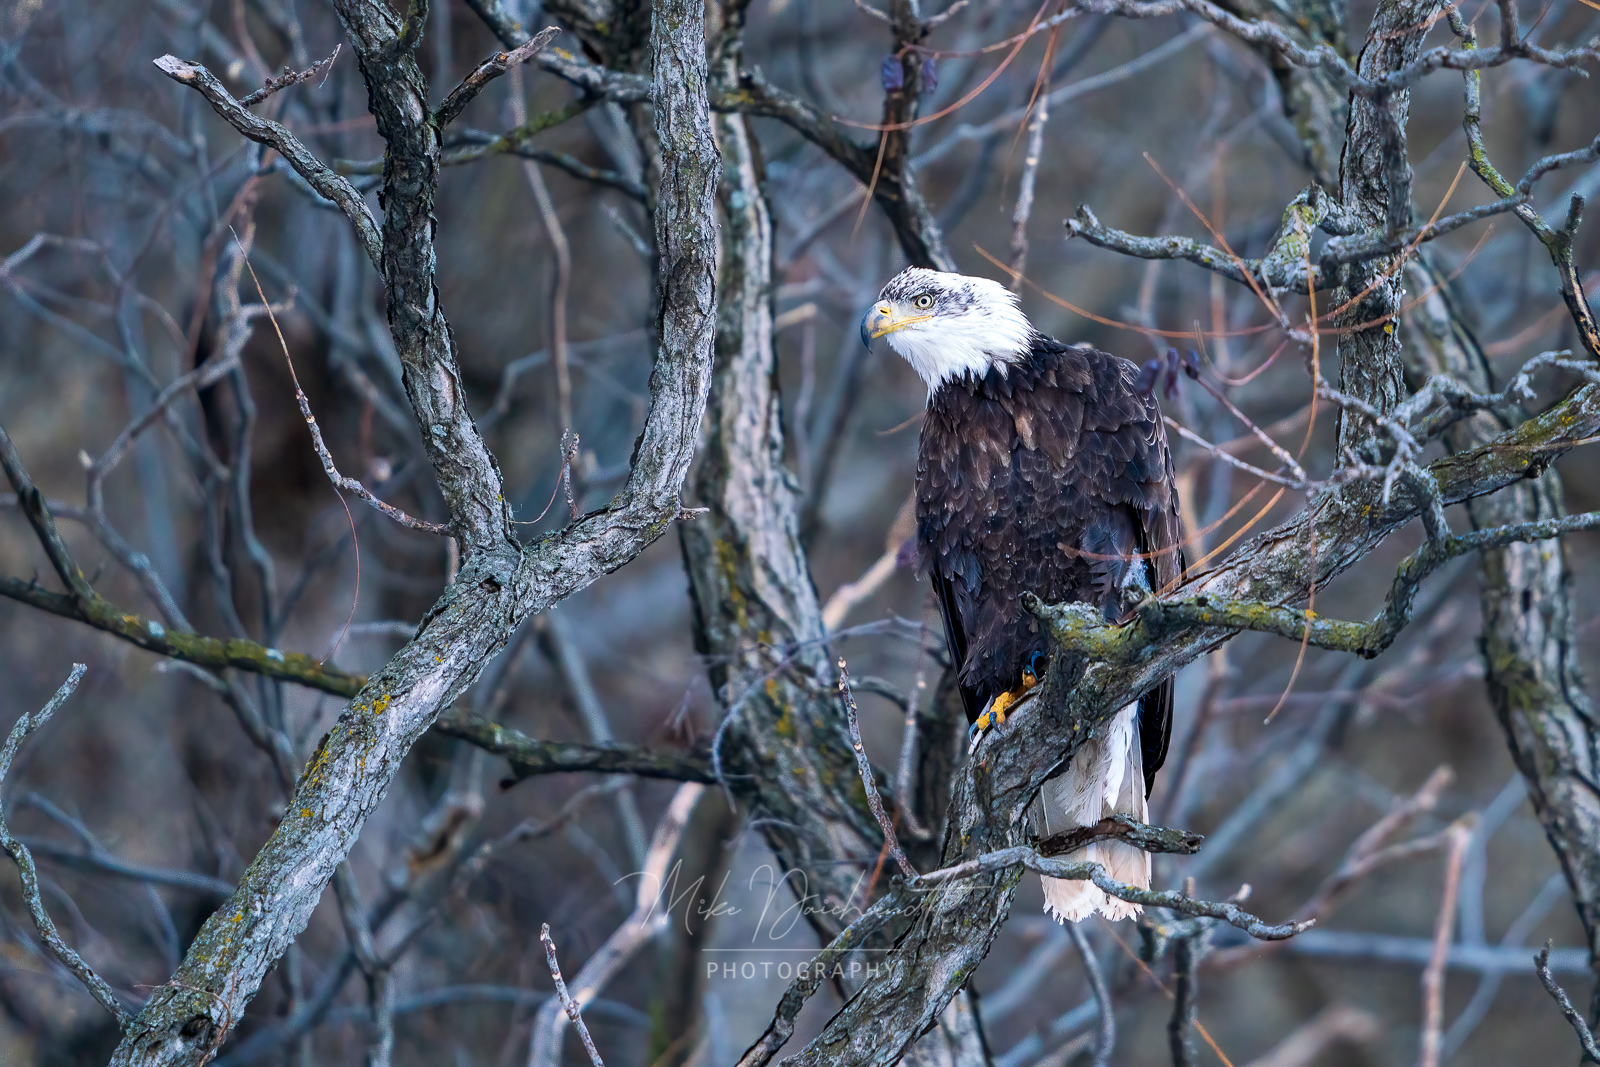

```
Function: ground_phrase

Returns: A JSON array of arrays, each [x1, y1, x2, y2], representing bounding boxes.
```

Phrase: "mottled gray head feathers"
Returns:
[[862, 267, 1037, 392]]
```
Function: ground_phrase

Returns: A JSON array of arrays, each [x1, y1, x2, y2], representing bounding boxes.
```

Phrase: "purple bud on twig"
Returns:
[[1136, 358, 1162, 398], [1181, 350, 1201, 379], [921, 58, 938, 93], [1163, 349, 1182, 401], [882, 55, 904, 93]]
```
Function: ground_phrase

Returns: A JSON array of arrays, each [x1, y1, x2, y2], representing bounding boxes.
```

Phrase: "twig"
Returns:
[[434, 27, 559, 127], [234, 248, 449, 536], [539, 924, 605, 1067], [530, 784, 701, 1067], [915, 848, 1310, 939], [734, 889, 909, 1067], [1535, 940, 1600, 1062], [153, 56, 384, 269], [893, 599, 933, 841], [1419, 819, 1475, 1067], [1008, 25, 1056, 288], [1295, 766, 1453, 922], [1168, 929, 1202, 1067], [1069, 923, 1115, 1067], [239, 44, 341, 107], [838, 658, 917, 881], [0, 664, 129, 1028], [508, 62, 576, 449]]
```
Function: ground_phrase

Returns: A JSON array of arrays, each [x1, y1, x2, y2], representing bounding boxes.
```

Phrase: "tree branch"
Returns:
[[0, 664, 130, 1028], [433, 713, 715, 783], [152, 55, 384, 270], [915, 849, 1308, 940], [104, 1, 720, 1059], [433, 26, 559, 127]]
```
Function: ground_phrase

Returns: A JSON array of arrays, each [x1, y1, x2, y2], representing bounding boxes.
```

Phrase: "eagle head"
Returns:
[[861, 267, 1037, 392]]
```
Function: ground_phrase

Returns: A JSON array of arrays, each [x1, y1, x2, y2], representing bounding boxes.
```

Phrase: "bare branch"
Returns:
[[539, 924, 606, 1067], [105, 1, 721, 1057], [1419, 820, 1475, 1067], [1069, 923, 1115, 1067], [1031, 508, 1600, 662], [1038, 813, 1205, 858], [735, 890, 910, 1067], [433, 26, 558, 127], [239, 44, 341, 107], [0, 664, 130, 1028], [1079, 0, 1600, 99], [839, 658, 917, 881], [433, 713, 715, 782], [152, 55, 384, 270], [914, 848, 1310, 940], [1535, 940, 1600, 1062]]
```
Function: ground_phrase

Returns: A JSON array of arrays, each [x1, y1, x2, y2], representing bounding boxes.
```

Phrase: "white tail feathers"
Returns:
[[1036, 703, 1150, 923]]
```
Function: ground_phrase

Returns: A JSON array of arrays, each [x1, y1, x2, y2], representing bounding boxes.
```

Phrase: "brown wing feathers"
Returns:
[[917, 339, 1184, 791]]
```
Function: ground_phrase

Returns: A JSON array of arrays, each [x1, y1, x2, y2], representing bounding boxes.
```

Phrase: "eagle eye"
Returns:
[[913, 293, 934, 310]]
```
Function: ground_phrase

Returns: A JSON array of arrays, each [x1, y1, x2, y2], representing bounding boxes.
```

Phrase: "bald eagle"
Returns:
[[862, 267, 1183, 922]]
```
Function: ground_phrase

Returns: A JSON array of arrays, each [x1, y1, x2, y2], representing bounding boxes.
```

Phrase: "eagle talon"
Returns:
[[968, 673, 1041, 754]]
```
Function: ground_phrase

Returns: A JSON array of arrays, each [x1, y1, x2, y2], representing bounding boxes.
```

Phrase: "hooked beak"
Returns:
[[860, 303, 930, 348]]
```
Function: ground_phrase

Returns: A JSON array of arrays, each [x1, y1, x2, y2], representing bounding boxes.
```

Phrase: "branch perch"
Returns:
[[914, 849, 1310, 940]]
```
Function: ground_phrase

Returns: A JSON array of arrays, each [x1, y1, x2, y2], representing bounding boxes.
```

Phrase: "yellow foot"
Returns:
[[968, 670, 1043, 751]]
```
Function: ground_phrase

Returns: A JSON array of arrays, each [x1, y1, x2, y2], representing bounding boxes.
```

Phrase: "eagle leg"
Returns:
[[966, 659, 1044, 752]]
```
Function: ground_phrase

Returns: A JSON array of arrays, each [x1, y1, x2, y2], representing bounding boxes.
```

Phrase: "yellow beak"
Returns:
[[860, 303, 931, 347]]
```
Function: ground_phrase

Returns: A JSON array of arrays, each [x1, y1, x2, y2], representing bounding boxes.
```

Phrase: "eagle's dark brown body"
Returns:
[[915, 337, 1184, 792]]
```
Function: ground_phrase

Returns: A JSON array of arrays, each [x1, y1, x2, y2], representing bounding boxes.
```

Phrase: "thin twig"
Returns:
[[0, 664, 130, 1028], [838, 658, 917, 881], [1535, 940, 1600, 1062], [234, 244, 449, 536], [893, 596, 934, 841], [508, 63, 576, 449], [1007, 24, 1056, 288], [239, 44, 341, 107], [1069, 923, 1115, 1067], [539, 924, 606, 1067], [1419, 819, 1475, 1067], [529, 784, 702, 1067]]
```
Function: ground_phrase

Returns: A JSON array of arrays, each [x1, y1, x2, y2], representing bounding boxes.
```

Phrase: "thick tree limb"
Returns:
[[103, 2, 720, 1061]]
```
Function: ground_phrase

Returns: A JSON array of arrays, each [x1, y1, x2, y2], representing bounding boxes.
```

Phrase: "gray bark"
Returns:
[[1333, 0, 1443, 456], [105, 1, 721, 1061], [1404, 255, 1600, 1020]]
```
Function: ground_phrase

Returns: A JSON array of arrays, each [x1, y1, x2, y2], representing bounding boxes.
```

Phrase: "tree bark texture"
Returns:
[[1404, 255, 1600, 1020], [1334, 0, 1443, 456], [106, 1, 720, 1061]]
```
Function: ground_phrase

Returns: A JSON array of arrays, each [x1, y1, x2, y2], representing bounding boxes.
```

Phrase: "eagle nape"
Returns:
[[864, 266, 1185, 924]]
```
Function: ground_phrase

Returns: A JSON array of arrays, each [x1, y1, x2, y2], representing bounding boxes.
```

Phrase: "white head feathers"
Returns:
[[862, 267, 1037, 392]]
